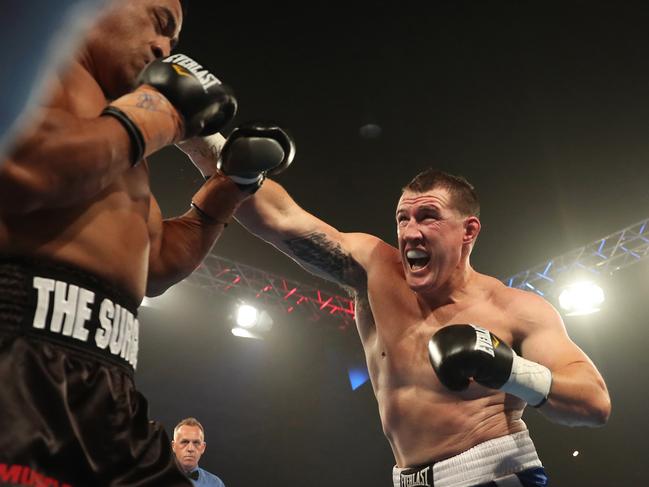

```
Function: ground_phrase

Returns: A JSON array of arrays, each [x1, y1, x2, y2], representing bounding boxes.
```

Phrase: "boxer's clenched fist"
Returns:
[[102, 53, 236, 165]]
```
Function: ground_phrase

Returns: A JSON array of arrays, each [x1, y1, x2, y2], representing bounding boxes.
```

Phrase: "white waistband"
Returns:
[[392, 430, 542, 487]]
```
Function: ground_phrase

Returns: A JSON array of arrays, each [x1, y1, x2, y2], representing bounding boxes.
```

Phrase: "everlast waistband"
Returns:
[[0, 255, 140, 373]]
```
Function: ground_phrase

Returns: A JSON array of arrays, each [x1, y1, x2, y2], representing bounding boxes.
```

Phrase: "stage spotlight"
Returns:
[[231, 327, 263, 340], [558, 281, 604, 316], [236, 304, 259, 328], [232, 303, 274, 339]]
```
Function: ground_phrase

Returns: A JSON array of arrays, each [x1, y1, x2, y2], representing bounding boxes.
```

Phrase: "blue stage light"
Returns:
[[348, 366, 369, 390]]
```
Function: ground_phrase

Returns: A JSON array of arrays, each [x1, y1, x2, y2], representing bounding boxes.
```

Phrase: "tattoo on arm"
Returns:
[[284, 232, 366, 288]]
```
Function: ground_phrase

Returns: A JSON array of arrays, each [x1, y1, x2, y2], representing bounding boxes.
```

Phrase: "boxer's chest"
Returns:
[[366, 290, 516, 369]]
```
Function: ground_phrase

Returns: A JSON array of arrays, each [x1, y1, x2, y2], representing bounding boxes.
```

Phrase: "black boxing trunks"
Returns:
[[392, 431, 548, 487], [0, 256, 191, 487]]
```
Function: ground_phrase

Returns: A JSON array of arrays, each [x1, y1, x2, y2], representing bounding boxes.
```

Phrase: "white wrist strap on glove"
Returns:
[[500, 352, 552, 407], [226, 173, 264, 186], [177, 132, 225, 179]]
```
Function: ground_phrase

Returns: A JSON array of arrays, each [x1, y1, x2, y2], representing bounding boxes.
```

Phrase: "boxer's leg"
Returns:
[[0, 257, 192, 486]]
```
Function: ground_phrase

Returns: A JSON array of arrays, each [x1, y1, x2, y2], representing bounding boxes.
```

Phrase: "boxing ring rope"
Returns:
[[185, 217, 649, 323]]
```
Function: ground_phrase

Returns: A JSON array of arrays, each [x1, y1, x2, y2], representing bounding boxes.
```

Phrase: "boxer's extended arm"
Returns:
[[235, 179, 379, 291], [515, 292, 611, 427], [146, 124, 298, 295], [146, 173, 250, 296]]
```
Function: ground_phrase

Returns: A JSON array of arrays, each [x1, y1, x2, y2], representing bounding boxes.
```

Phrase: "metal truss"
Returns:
[[188, 253, 356, 327], [504, 217, 649, 297], [187, 217, 649, 323]]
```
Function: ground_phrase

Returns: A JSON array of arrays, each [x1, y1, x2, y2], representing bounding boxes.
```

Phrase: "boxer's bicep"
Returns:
[[279, 230, 372, 290], [516, 299, 593, 379], [517, 294, 586, 370], [522, 324, 592, 374], [236, 179, 374, 290], [516, 293, 610, 425], [1, 107, 133, 210], [0, 108, 76, 202]]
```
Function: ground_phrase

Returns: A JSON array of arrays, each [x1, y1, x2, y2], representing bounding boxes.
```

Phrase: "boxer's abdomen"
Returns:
[[0, 169, 151, 301]]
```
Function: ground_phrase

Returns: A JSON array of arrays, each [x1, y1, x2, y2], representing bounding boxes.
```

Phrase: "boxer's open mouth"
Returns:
[[406, 249, 430, 270]]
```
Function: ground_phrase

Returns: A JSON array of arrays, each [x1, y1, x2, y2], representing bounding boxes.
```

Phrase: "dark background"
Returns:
[[139, 2, 649, 485]]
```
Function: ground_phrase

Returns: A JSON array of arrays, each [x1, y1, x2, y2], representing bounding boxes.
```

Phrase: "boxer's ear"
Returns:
[[463, 216, 481, 245]]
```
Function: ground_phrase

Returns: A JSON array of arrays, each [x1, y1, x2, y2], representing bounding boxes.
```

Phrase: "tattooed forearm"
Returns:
[[284, 232, 366, 288]]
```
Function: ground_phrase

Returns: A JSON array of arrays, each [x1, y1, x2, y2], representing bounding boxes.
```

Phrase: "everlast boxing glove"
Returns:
[[189, 122, 296, 222], [217, 122, 295, 192], [428, 324, 552, 407], [102, 53, 237, 165]]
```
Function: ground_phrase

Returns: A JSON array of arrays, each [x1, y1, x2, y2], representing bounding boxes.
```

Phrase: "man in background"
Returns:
[[173, 418, 227, 487]]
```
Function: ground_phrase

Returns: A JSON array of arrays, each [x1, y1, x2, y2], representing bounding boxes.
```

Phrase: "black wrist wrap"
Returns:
[[101, 106, 146, 166]]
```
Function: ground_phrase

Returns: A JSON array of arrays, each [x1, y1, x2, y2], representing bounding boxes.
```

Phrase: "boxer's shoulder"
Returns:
[[483, 275, 542, 309], [46, 61, 106, 117], [65, 64, 107, 116], [502, 285, 553, 317], [346, 233, 398, 270], [8, 64, 105, 152], [487, 280, 560, 339]]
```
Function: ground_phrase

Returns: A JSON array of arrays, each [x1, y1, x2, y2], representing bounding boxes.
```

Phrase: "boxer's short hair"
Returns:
[[403, 169, 480, 217]]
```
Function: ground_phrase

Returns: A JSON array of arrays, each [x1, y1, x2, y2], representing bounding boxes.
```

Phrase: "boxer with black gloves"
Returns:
[[0, 1, 293, 484], [234, 168, 611, 487]]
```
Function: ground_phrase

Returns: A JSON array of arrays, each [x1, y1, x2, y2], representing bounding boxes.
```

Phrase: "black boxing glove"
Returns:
[[217, 122, 295, 192], [428, 324, 552, 407], [102, 53, 237, 165]]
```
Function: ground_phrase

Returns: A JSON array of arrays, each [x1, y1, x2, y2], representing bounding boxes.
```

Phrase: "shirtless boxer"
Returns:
[[234, 169, 611, 486], [0, 1, 292, 485]]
